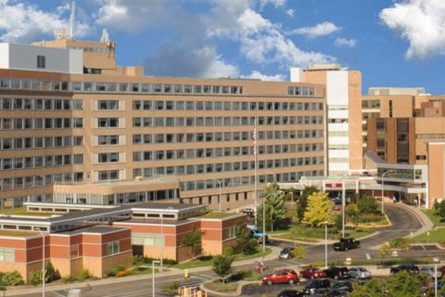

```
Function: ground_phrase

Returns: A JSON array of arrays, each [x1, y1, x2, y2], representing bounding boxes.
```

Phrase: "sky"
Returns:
[[1, 0, 445, 95]]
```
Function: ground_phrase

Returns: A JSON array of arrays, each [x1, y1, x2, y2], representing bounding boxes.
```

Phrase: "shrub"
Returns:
[[105, 265, 125, 277], [28, 270, 43, 286], [116, 269, 134, 277], [223, 247, 236, 256], [2, 271, 24, 286]]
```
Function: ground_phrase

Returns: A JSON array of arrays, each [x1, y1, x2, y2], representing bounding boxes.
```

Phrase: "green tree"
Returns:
[[182, 229, 204, 257], [437, 200, 445, 220], [292, 244, 305, 261], [349, 278, 387, 297], [357, 195, 379, 214], [235, 224, 258, 255], [296, 186, 319, 222], [386, 270, 422, 297], [258, 183, 287, 232], [433, 199, 440, 214], [212, 255, 234, 283], [302, 191, 335, 227], [345, 203, 360, 226], [389, 237, 411, 251], [2, 271, 24, 286], [379, 242, 392, 258]]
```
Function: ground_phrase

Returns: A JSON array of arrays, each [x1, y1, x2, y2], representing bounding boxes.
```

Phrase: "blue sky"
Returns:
[[1, 0, 445, 94]]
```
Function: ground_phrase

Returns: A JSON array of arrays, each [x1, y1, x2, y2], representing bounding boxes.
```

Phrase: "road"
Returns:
[[9, 204, 434, 297]]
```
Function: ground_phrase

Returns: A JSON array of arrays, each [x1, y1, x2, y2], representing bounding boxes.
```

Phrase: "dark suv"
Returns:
[[303, 278, 331, 295], [333, 238, 360, 251], [390, 264, 419, 275], [324, 266, 349, 280]]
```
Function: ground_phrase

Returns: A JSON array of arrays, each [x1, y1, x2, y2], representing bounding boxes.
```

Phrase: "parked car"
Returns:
[[278, 247, 295, 260], [324, 266, 349, 280], [300, 267, 327, 279], [277, 289, 304, 297], [302, 278, 331, 295], [390, 264, 419, 275], [420, 266, 442, 278], [348, 267, 371, 279], [330, 280, 353, 293], [333, 237, 360, 251], [262, 269, 299, 285]]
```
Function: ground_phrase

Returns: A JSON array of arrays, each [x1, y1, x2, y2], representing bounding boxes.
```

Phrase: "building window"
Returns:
[[106, 241, 120, 255], [99, 170, 119, 181], [0, 248, 15, 262], [98, 100, 119, 110], [37, 55, 46, 69]]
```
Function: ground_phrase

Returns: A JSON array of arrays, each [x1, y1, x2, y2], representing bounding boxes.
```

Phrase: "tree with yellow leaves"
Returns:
[[302, 191, 335, 227]]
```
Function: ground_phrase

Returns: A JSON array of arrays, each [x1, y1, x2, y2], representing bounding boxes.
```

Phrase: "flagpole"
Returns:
[[253, 121, 258, 227]]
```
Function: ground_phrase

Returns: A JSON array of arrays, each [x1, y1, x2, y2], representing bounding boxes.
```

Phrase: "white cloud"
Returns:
[[380, 0, 445, 59], [335, 37, 356, 48], [259, 0, 286, 9], [0, 0, 90, 43], [243, 70, 285, 81], [95, 0, 179, 33], [286, 9, 294, 17], [291, 21, 340, 38], [206, 1, 335, 69]]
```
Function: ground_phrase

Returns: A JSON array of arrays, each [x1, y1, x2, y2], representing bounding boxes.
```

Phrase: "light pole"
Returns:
[[341, 181, 346, 238], [381, 170, 394, 214], [36, 228, 46, 297], [263, 172, 278, 252], [160, 211, 164, 272], [324, 222, 328, 269], [152, 260, 161, 297], [217, 180, 222, 212]]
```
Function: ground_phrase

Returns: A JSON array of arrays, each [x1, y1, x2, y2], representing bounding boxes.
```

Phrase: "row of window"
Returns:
[[106, 241, 120, 255], [133, 145, 324, 162], [0, 172, 84, 190], [132, 130, 324, 146], [132, 100, 322, 111], [0, 154, 84, 171], [0, 136, 83, 150], [0, 77, 248, 96], [178, 170, 323, 192], [132, 116, 324, 128], [0, 248, 14, 263], [133, 156, 324, 177], [0, 97, 83, 110], [0, 118, 84, 130]]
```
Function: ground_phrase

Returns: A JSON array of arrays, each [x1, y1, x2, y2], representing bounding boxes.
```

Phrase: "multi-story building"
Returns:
[[0, 38, 326, 211], [290, 64, 363, 177]]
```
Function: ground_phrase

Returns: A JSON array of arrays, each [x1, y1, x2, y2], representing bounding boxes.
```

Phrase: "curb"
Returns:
[[202, 280, 261, 297]]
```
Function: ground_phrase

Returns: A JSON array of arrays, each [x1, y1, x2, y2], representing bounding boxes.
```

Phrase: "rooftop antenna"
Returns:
[[69, 1, 76, 40]]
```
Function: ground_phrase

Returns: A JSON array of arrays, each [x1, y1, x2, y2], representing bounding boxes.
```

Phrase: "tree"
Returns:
[[182, 229, 204, 257], [258, 183, 287, 232], [389, 237, 411, 251], [212, 255, 233, 283], [235, 224, 258, 255], [292, 244, 305, 261], [345, 203, 360, 226], [437, 200, 445, 221], [379, 242, 392, 258], [302, 191, 335, 227], [357, 195, 379, 214], [349, 278, 387, 297], [296, 186, 319, 222], [386, 270, 422, 297]]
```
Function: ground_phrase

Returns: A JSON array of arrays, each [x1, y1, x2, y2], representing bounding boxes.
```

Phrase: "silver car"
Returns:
[[420, 266, 441, 278], [348, 267, 371, 279]]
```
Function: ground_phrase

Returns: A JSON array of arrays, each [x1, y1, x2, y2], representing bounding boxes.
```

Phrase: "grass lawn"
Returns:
[[422, 209, 445, 226], [272, 224, 374, 242], [412, 227, 445, 244], [0, 207, 53, 217], [173, 248, 271, 270], [204, 280, 238, 293]]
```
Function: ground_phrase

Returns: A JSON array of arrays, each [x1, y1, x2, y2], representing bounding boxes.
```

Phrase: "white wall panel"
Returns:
[[329, 150, 349, 158], [0, 43, 9, 69], [327, 71, 349, 105]]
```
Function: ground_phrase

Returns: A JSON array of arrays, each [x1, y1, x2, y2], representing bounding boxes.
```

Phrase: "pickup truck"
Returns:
[[333, 238, 360, 251]]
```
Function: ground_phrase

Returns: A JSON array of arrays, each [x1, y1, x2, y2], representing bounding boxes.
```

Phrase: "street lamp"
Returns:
[[324, 222, 328, 269], [36, 228, 46, 297], [381, 170, 394, 214], [262, 172, 278, 252], [152, 260, 161, 297]]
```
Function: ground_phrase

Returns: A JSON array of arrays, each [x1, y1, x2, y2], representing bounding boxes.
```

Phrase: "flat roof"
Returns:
[[60, 226, 128, 235]]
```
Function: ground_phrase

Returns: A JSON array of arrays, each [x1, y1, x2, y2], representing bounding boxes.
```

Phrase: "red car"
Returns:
[[262, 269, 299, 285], [299, 267, 326, 279]]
